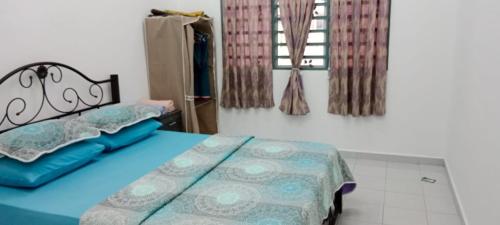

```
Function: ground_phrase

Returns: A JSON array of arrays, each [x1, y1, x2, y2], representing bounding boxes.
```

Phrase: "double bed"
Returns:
[[0, 131, 208, 225], [0, 62, 355, 225]]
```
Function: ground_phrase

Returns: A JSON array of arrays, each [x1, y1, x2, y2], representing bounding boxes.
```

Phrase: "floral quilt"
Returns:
[[81, 135, 356, 225]]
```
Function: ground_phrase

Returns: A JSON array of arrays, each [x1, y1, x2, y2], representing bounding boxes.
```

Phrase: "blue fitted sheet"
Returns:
[[0, 131, 209, 225]]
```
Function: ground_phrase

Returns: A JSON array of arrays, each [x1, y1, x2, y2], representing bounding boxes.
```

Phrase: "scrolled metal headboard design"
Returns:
[[0, 62, 120, 133]]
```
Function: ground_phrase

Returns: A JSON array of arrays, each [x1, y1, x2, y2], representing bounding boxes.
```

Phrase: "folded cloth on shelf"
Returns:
[[150, 9, 205, 17], [164, 9, 205, 17], [140, 99, 176, 114]]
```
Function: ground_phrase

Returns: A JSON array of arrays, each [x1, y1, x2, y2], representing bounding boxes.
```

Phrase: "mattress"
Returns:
[[0, 131, 209, 225]]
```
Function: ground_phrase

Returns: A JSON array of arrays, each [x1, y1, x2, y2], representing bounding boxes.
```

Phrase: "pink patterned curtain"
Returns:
[[329, 0, 390, 116], [221, 0, 274, 108], [278, 0, 316, 116]]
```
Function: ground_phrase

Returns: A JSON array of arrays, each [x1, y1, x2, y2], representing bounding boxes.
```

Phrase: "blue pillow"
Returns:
[[0, 141, 105, 188], [91, 119, 162, 152]]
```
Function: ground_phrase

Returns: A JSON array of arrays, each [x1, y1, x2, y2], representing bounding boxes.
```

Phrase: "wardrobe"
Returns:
[[145, 15, 218, 134]]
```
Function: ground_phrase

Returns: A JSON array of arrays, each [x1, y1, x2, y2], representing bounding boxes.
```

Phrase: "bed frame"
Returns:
[[0, 62, 120, 133], [328, 190, 343, 225]]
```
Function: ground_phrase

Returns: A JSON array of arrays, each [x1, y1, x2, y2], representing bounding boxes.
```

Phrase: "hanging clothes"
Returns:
[[193, 31, 211, 99]]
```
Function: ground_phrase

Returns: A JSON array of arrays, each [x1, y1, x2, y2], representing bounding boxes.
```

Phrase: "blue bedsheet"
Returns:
[[0, 131, 208, 225]]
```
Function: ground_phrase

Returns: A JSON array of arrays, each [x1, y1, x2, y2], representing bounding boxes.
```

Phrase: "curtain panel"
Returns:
[[221, 0, 274, 108], [278, 0, 316, 116], [328, 0, 390, 116]]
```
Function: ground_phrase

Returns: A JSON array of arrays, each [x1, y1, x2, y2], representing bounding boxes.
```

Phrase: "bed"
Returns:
[[0, 62, 355, 225], [0, 131, 209, 225]]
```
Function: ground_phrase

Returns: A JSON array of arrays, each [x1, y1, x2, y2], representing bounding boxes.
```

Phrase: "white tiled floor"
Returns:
[[338, 156, 464, 225]]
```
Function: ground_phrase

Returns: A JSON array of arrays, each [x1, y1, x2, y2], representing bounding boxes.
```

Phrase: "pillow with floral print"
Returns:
[[76, 104, 162, 134], [0, 119, 101, 163]]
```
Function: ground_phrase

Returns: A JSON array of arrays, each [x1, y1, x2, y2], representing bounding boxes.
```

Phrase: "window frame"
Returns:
[[272, 0, 331, 70]]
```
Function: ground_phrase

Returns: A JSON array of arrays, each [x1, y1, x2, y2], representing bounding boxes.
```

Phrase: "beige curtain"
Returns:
[[221, 0, 274, 108], [278, 0, 315, 115], [328, 0, 390, 116]]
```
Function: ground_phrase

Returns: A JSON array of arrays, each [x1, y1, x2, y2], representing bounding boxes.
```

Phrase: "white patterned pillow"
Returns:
[[76, 104, 162, 134], [0, 119, 101, 163]]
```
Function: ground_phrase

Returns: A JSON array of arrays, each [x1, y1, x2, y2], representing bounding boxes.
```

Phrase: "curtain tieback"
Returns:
[[291, 67, 300, 73]]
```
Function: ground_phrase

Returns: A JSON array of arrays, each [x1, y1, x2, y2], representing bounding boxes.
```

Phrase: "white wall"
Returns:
[[446, 0, 500, 224], [0, 0, 176, 104], [0, 0, 459, 158], [177, 0, 459, 158]]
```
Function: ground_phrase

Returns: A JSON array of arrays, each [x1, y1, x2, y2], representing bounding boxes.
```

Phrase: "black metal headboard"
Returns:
[[0, 62, 120, 133]]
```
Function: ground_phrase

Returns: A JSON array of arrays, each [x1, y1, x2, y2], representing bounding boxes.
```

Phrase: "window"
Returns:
[[272, 0, 330, 70]]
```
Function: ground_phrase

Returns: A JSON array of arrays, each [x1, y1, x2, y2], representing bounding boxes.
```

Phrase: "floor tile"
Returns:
[[356, 159, 387, 168], [342, 203, 384, 224], [420, 164, 447, 174], [341, 161, 463, 225], [354, 165, 387, 178], [388, 162, 420, 171], [423, 183, 454, 198], [354, 173, 386, 191], [337, 217, 381, 225], [386, 179, 423, 196], [383, 207, 428, 225], [427, 213, 463, 225], [345, 188, 385, 205], [425, 196, 458, 214], [386, 168, 422, 181], [385, 192, 426, 211], [420, 171, 450, 185]]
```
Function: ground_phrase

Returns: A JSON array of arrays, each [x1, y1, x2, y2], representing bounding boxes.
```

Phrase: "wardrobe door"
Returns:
[[145, 17, 184, 109], [145, 16, 200, 133], [197, 100, 218, 133], [146, 16, 218, 134]]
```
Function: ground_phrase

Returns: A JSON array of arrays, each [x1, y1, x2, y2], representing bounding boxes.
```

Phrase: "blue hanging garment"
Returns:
[[194, 31, 211, 99]]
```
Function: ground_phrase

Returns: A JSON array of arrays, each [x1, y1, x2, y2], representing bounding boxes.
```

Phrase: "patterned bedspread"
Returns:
[[81, 136, 356, 225]]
